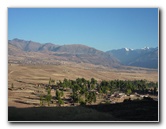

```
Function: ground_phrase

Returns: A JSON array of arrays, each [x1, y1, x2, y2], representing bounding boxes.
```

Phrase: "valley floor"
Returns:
[[8, 64, 158, 108]]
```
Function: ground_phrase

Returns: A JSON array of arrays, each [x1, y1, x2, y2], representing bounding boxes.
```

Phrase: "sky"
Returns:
[[8, 8, 158, 51]]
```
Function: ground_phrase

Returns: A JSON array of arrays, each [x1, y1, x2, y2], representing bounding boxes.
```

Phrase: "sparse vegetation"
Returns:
[[37, 77, 158, 107], [8, 64, 158, 121]]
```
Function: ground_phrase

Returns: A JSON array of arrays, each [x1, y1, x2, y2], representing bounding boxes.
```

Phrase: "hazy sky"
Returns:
[[8, 8, 158, 51]]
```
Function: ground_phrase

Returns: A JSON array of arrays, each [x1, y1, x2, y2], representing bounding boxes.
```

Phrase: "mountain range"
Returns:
[[8, 38, 158, 69], [8, 38, 119, 68], [106, 47, 158, 69]]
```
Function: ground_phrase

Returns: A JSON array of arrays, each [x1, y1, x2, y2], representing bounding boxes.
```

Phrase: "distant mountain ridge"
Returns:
[[106, 47, 158, 69], [8, 38, 120, 68], [8, 38, 59, 52], [8, 38, 158, 69]]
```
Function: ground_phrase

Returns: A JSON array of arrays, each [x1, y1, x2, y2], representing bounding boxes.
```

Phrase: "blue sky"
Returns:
[[8, 8, 158, 51]]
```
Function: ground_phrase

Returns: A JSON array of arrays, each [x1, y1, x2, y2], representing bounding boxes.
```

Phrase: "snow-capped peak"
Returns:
[[142, 46, 150, 50], [124, 48, 133, 51], [125, 48, 129, 51]]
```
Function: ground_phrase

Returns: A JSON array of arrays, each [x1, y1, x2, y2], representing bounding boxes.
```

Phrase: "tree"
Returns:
[[46, 94, 52, 106], [49, 78, 51, 85], [55, 89, 64, 106], [62, 78, 69, 89], [85, 91, 96, 104], [91, 78, 97, 85], [45, 87, 52, 106], [91, 84, 95, 90], [154, 87, 157, 95], [56, 89, 61, 100], [79, 97, 86, 105], [49, 77, 55, 86], [72, 91, 79, 103], [80, 84, 87, 95], [126, 89, 132, 95], [81, 78, 86, 84], [47, 87, 51, 95], [57, 98, 64, 106]]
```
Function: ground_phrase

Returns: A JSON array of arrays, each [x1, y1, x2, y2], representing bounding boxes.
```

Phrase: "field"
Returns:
[[8, 63, 158, 84], [8, 63, 158, 108]]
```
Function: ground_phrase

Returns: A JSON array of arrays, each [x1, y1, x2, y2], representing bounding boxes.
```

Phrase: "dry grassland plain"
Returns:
[[8, 63, 158, 108]]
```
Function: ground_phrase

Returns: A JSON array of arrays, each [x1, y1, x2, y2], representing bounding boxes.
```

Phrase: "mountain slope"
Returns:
[[8, 43, 25, 55], [128, 48, 158, 68], [106, 47, 158, 69], [9, 38, 42, 52], [38, 43, 60, 51], [8, 39, 120, 68]]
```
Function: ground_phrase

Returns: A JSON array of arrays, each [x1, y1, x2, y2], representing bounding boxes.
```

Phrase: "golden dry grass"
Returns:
[[8, 63, 158, 83], [8, 63, 158, 108]]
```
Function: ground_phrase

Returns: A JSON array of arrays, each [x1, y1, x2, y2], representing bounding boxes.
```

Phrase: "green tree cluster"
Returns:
[[42, 77, 158, 107]]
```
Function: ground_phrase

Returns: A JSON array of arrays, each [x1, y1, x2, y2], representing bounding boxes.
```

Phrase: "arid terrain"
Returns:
[[8, 62, 158, 108], [7, 7, 159, 122], [8, 63, 158, 121], [8, 39, 159, 121]]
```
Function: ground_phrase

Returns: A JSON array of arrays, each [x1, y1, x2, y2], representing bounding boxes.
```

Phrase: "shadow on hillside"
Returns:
[[8, 99, 158, 122]]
